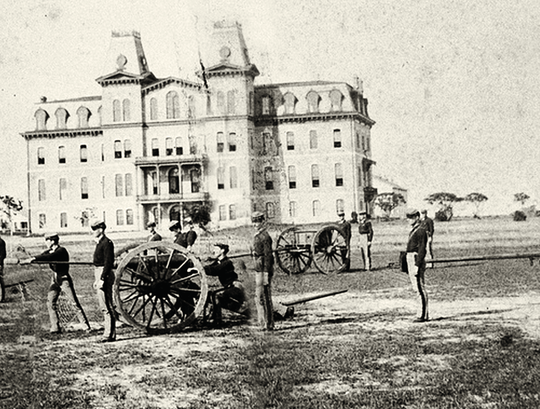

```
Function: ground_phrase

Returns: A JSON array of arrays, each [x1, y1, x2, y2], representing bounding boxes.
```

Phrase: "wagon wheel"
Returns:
[[114, 242, 208, 333], [311, 224, 349, 275], [275, 227, 312, 275]]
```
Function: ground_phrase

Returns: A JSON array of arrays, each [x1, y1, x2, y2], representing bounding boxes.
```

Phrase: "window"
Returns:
[[81, 177, 89, 199], [77, 106, 90, 128], [336, 199, 345, 214], [262, 96, 271, 115], [216, 132, 224, 153], [175, 137, 183, 155], [166, 91, 180, 119], [150, 98, 158, 120], [125, 173, 132, 196], [38, 214, 46, 229], [227, 90, 235, 114], [311, 165, 320, 188], [124, 140, 132, 158], [263, 132, 275, 156], [113, 99, 121, 122], [55, 108, 69, 129], [116, 209, 124, 225], [335, 163, 343, 187], [114, 140, 122, 159], [151, 138, 159, 156], [126, 209, 134, 225], [60, 212, 68, 228], [229, 204, 236, 220], [289, 201, 297, 217], [288, 166, 296, 189], [333, 129, 342, 148], [217, 91, 225, 114], [80, 144, 88, 163], [358, 167, 363, 187], [249, 91, 254, 114], [230, 166, 237, 189], [166, 138, 173, 156], [217, 167, 225, 189], [122, 99, 130, 121], [283, 92, 296, 114], [228, 132, 237, 152], [35, 109, 49, 131], [330, 89, 343, 111], [286, 132, 294, 150], [151, 171, 158, 194], [356, 133, 361, 150], [312, 200, 321, 217], [58, 146, 66, 164], [38, 147, 45, 165], [38, 179, 46, 201], [115, 174, 123, 197], [306, 91, 320, 113], [219, 205, 226, 221], [309, 130, 318, 149], [169, 168, 179, 194], [59, 178, 67, 200], [206, 94, 212, 115], [266, 202, 275, 219], [265, 167, 273, 190], [80, 211, 89, 228], [188, 95, 196, 118]]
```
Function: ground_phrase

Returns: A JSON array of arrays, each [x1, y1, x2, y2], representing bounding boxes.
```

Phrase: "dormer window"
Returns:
[[306, 91, 320, 113], [329, 89, 343, 111], [55, 108, 69, 129], [77, 106, 91, 128], [283, 92, 297, 114], [35, 109, 49, 131]]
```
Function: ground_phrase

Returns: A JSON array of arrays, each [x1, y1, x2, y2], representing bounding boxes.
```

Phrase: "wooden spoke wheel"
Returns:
[[114, 242, 208, 333], [275, 227, 313, 275], [311, 224, 349, 275]]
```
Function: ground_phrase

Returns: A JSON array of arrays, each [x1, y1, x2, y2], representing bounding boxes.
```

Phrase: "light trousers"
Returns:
[[406, 253, 429, 320], [254, 272, 274, 330], [94, 267, 116, 340]]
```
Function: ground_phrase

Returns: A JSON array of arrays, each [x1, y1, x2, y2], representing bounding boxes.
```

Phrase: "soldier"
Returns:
[[420, 210, 434, 268], [169, 218, 197, 251], [0, 234, 5, 303], [405, 209, 429, 323], [358, 211, 374, 271], [28, 233, 91, 333], [146, 221, 162, 242], [252, 211, 274, 331], [91, 220, 116, 342], [337, 211, 351, 271]]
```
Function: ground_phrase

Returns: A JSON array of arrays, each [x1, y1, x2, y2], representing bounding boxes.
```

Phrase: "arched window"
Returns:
[[261, 96, 271, 115], [169, 205, 181, 222], [151, 138, 159, 156], [175, 137, 183, 155], [124, 139, 131, 158], [116, 209, 124, 225], [329, 89, 343, 111], [288, 166, 296, 189], [227, 90, 235, 114], [126, 209, 134, 225], [311, 164, 320, 188], [166, 91, 180, 119], [306, 91, 320, 113], [230, 166, 237, 189], [115, 174, 123, 197], [166, 138, 173, 156], [114, 140, 122, 159], [266, 202, 275, 219], [55, 108, 69, 129], [125, 173, 132, 196], [37, 147, 45, 165], [81, 177, 88, 199], [206, 94, 212, 115], [59, 178, 67, 200], [76, 106, 91, 128], [169, 168, 179, 194], [228, 132, 236, 152], [333, 129, 342, 148], [60, 213, 68, 228], [312, 200, 321, 217], [80, 144, 88, 163], [150, 98, 158, 120], [188, 95, 196, 118], [58, 146, 66, 164], [216, 132, 225, 153], [217, 167, 225, 189], [265, 167, 273, 190], [35, 109, 49, 131], [38, 179, 46, 201], [229, 204, 236, 220], [286, 132, 295, 150], [309, 130, 318, 149], [335, 163, 343, 187], [122, 99, 130, 121], [217, 91, 225, 114], [289, 201, 297, 217], [113, 100, 121, 122], [283, 92, 297, 114]]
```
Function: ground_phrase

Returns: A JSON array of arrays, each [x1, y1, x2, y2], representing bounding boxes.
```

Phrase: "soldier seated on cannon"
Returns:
[[196, 243, 249, 326]]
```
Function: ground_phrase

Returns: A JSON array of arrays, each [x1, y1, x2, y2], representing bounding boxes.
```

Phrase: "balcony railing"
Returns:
[[135, 154, 207, 167], [137, 191, 209, 204]]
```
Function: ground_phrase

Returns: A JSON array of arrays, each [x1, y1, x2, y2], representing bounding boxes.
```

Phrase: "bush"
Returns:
[[513, 210, 527, 221]]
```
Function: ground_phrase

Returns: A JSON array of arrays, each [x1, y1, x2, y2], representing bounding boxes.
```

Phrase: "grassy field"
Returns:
[[1, 216, 540, 408]]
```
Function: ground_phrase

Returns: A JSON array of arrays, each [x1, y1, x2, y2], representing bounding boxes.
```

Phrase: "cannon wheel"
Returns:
[[311, 224, 348, 275], [113, 242, 208, 334], [275, 227, 313, 275]]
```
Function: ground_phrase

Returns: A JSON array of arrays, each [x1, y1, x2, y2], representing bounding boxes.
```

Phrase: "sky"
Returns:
[[1, 0, 540, 216]]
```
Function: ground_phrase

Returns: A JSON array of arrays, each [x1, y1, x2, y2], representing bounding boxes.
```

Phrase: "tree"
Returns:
[[464, 192, 488, 219], [424, 192, 462, 222], [0, 195, 23, 233], [374, 192, 406, 219], [185, 203, 212, 228], [514, 192, 530, 206]]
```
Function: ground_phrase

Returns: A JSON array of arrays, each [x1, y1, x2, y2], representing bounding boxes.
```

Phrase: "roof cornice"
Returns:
[[21, 129, 103, 140], [254, 111, 375, 126]]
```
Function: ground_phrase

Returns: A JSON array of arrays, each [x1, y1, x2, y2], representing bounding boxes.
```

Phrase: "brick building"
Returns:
[[22, 21, 376, 233]]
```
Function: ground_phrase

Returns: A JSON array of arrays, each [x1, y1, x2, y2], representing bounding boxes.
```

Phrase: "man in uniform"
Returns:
[[201, 243, 248, 326], [252, 211, 274, 331], [405, 209, 429, 322], [337, 211, 351, 271], [28, 233, 91, 333], [91, 220, 116, 342], [358, 211, 374, 271], [420, 210, 435, 268], [146, 221, 162, 242], [169, 218, 197, 251], [0, 234, 5, 303]]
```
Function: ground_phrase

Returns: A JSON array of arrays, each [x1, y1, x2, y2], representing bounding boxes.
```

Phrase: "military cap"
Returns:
[[421, 209, 428, 214], [358, 211, 367, 216], [90, 220, 106, 230], [337, 211, 345, 217], [44, 233, 59, 241], [251, 211, 265, 222], [168, 220, 181, 231], [183, 216, 193, 224], [147, 221, 157, 228], [405, 209, 420, 219], [214, 242, 230, 253]]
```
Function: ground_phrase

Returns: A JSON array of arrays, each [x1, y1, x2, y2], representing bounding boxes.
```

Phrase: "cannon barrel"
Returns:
[[429, 253, 540, 264], [281, 289, 348, 306]]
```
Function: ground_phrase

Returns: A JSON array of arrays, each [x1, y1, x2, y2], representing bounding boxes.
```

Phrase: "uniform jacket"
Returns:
[[253, 229, 274, 274], [421, 217, 435, 237], [93, 235, 115, 280], [338, 219, 352, 242], [203, 256, 238, 288], [174, 230, 197, 248], [34, 246, 70, 276], [406, 223, 427, 266], [359, 220, 374, 242], [148, 232, 162, 242]]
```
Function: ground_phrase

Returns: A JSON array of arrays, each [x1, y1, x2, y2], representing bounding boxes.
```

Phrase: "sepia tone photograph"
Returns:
[[1, 0, 540, 407]]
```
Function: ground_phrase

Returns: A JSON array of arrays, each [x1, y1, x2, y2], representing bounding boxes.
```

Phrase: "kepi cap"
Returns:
[[337, 211, 345, 216], [251, 211, 265, 222], [147, 221, 156, 228], [44, 233, 59, 241], [168, 220, 181, 231], [213, 242, 230, 253], [421, 209, 428, 214], [405, 209, 420, 219], [90, 220, 106, 230]]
